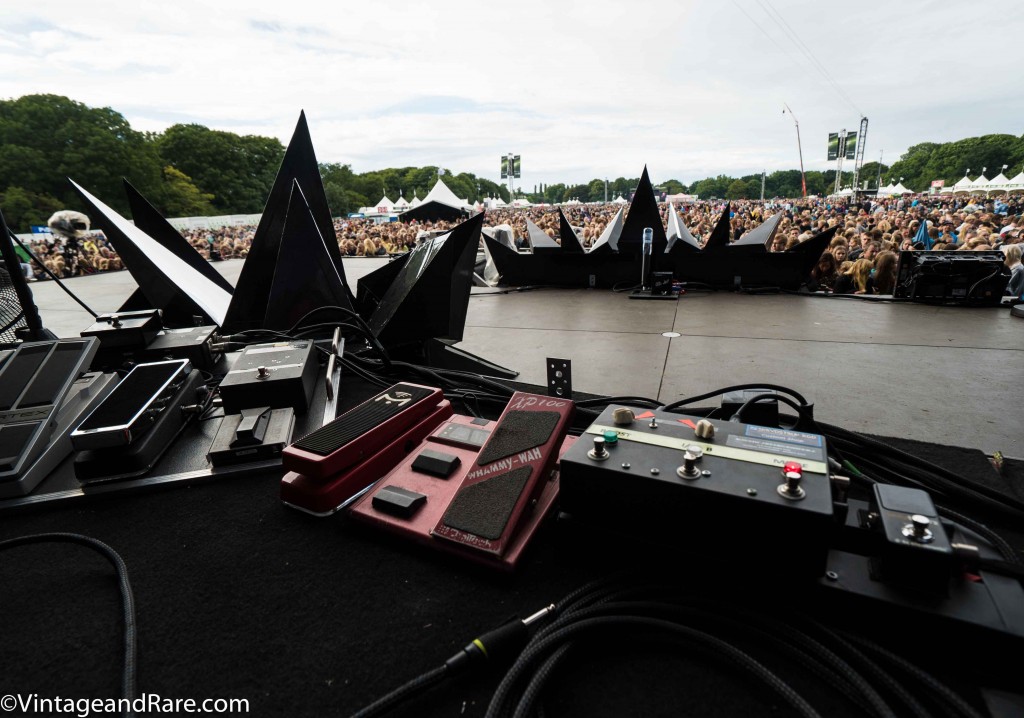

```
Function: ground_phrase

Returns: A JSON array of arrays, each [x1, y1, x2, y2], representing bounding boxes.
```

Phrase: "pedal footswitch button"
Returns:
[[372, 486, 427, 518], [412, 448, 461, 478]]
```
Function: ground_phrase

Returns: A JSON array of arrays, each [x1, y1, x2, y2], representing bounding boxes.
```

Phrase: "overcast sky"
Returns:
[[2, 0, 1022, 189]]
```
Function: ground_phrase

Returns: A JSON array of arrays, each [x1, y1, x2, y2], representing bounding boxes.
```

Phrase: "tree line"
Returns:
[[2, 94, 1023, 231]]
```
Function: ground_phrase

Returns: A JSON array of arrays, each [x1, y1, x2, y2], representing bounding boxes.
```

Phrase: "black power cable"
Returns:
[[0, 533, 137, 717]]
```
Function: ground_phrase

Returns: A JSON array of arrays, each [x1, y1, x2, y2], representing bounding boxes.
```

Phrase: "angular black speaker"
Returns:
[[617, 166, 667, 255], [665, 203, 700, 253], [263, 182, 353, 331], [223, 112, 353, 330], [557, 209, 585, 253], [123, 180, 235, 292], [367, 213, 483, 348], [70, 180, 233, 326], [731, 213, 782, 251], [701, 204, 732, 252]]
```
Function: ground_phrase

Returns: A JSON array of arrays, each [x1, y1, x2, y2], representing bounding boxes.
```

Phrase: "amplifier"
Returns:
[[894, 250, 1009, 305]]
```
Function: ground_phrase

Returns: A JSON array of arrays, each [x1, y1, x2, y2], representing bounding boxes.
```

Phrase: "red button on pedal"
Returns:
[[783, 461, 802, 476]]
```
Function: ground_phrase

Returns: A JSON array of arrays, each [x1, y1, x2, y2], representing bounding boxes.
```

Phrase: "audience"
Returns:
[[20, 193, 1024, 298]]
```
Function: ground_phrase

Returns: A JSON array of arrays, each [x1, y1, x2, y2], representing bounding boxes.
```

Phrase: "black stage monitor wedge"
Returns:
[[0, 338, 99, 487], [262, 182, 353, 332], [218, 340, 318, 414], [223, 112, 352, 331], [894, 250, 1009, 305], [367, 212, 482, 348]]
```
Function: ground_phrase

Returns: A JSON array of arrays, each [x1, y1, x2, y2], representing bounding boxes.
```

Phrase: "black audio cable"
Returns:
[[0, 533, 137, 718], [349, 606, 556, 718], [661, 383, 811, 413]]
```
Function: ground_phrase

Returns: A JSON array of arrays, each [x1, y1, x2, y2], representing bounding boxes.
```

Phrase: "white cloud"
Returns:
[[1, 0, 1022, 188]]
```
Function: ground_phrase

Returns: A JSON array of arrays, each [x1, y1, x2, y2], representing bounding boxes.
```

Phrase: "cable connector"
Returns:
[[444, 604, 555, 675], [210, 342, 246, 352]]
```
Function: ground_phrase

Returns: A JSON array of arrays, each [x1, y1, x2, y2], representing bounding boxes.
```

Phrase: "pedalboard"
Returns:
[[72, 360, 203, 483], [208, 407, 296, 467], [281, 383, 452, 514], [559, 405, 835, 576], [219, 341, 318, 414], [349, 391, 575, 570]]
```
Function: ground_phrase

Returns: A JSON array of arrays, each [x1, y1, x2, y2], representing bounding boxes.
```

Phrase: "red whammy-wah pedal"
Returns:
[[281, 383, 451, 515], [349, 392, 575, 570]]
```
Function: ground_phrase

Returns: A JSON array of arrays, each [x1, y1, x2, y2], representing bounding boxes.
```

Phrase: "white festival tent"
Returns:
[[968, 174, 990, 194], [358, 195, 396, 216], [421, 179, 473, 210], [1007, 172, 1024, 195], [983, 173, 1011, 195], [950, 175, 974, 194]]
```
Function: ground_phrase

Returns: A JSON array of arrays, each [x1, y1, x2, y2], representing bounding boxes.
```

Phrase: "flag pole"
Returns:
[[783, 103, 807, 198]]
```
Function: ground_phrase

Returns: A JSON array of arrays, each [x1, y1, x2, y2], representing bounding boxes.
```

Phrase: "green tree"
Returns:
[[0, 186, 63, 232], [690, 175, 732, 199], [156, 123, 284, 213], [662, 179, 686, 195], [159, 166, 216, 217], [858, 162, 889, 189], [725, 179, 749, 200], [0, 94, 164, 214]]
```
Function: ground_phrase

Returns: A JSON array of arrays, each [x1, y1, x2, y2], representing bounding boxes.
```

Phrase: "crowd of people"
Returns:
[[15, 194, 1024, 297]]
